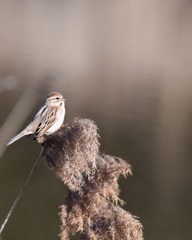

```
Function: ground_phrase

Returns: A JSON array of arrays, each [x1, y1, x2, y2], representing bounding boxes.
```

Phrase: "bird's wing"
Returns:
[[35, 106, 57, 138], [32, 101, 47, 121]]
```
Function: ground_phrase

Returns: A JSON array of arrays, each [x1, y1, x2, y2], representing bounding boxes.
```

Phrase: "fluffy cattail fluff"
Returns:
[[43, 118, 143, 240]]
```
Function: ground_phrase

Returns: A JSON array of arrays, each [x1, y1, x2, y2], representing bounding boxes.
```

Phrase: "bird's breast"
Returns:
[[46, 107, 65, 135]]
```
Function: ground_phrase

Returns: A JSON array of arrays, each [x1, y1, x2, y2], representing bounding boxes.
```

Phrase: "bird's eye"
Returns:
[[56, 97, 59, 100]]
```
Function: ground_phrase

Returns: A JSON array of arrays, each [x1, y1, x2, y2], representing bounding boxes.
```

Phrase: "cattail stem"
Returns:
[[0, 146, 44, 235]]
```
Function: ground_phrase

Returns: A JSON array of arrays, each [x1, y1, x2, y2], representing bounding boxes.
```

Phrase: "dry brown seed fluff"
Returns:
[[43, 118, 143, 240]]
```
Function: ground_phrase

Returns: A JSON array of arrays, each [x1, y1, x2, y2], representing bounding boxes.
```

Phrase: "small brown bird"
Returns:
[[7, 92, 65, 145]]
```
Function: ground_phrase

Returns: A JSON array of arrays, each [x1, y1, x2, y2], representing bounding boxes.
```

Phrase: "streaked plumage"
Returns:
[[7, 92, 65, 145]]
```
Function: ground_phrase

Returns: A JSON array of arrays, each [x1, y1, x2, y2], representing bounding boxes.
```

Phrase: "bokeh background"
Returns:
[[0, 1, 192, 239]]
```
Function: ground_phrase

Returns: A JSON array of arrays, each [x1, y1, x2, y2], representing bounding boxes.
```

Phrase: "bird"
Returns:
[[7, 92, 65, 145]]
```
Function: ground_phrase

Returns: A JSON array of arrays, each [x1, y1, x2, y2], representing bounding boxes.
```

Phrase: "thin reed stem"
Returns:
[[0, 146, 44, 235]]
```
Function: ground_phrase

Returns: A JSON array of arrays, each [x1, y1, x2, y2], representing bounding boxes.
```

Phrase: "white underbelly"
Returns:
[[46, 109, 65, 135]]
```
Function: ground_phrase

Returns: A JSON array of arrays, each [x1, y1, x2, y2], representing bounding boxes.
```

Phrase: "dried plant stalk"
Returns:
[[43, 118, 143, 240]]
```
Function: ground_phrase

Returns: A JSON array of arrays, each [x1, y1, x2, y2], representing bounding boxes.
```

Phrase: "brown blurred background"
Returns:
[[0, 1, 192, 239]]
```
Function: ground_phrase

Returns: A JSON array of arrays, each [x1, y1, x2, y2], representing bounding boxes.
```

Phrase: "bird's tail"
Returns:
[[7, 128, 32, 145]]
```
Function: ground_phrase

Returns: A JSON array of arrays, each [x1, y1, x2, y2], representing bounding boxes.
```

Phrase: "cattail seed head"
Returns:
[[43, 118, 143, 240]]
